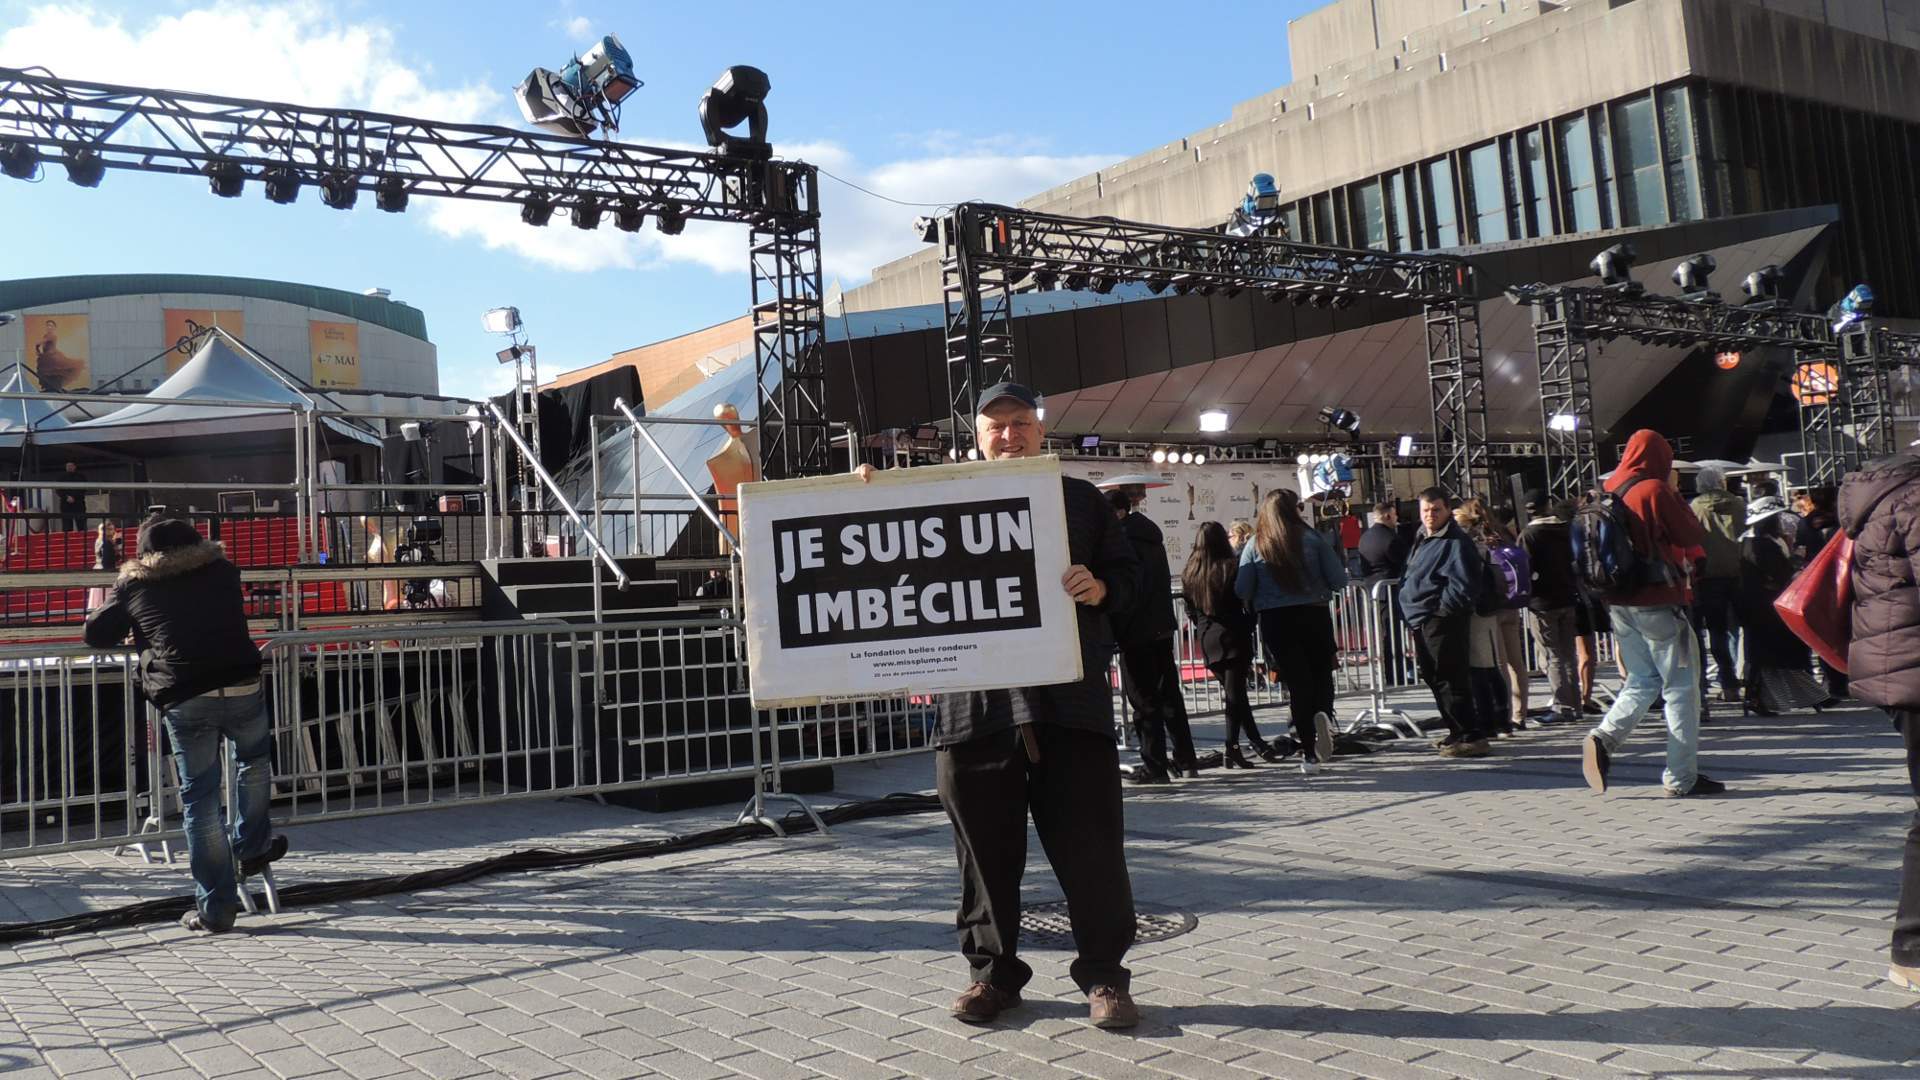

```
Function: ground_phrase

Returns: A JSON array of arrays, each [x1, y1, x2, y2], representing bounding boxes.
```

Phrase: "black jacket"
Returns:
[[1112, 512, 1177, 647], [1356, 522, 1409, 584], [935, 476, 1137, 746], [1183, 573, 1253, 666], [1519, 517, 1578, 612], [83, 540, 262, 708], [1398, 521, 1483, 628]]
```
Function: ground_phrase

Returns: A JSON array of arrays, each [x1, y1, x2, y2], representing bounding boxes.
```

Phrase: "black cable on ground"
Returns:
[[0, 792, 944, 944]]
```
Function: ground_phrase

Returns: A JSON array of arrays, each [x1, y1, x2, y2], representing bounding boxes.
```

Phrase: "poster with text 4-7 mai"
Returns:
[[738, 456, 1081, 708]]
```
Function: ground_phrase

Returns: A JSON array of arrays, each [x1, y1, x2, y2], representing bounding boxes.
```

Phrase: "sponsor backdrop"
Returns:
[[163, 309, 246, 373], [739, 457, 1080, 707], [25, 312, 89, 392], [1060, 459, 1300, 567], [309, 321, 362, 389]]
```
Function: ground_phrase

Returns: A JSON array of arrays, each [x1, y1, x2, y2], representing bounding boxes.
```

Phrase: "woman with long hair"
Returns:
[[1236, 489, 1347, 774], [1738, 496, 1830, 715], [1183, 522, 1284, 768]]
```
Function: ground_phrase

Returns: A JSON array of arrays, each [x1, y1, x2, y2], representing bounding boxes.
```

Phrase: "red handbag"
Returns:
[[1774, 530, 1855, 673]]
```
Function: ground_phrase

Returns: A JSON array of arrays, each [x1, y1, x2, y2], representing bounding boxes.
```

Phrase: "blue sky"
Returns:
[[0, 0, 1319, 400]]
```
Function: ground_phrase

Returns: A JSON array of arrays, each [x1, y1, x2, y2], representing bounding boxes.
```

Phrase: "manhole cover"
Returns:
[[1018, 901, 1196, 950]]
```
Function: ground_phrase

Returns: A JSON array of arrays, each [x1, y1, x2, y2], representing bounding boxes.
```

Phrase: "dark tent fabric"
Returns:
[[492, 365, 643, 472]]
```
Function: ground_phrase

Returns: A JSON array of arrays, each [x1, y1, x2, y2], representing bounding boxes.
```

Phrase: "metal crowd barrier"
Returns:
[[0, 645, 146, 855]]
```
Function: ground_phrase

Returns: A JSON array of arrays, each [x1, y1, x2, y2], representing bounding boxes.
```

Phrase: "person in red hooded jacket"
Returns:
[[1580, 430, 1726, 798]]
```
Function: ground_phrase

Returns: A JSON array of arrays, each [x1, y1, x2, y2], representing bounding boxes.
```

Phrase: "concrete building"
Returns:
[[0, 274, 438, 398], [565, 0, 1918, 470]]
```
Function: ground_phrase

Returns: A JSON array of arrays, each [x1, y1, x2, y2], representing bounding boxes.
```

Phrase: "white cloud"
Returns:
[[0, 3, 1116, 288], [0, 3, 497, 121]]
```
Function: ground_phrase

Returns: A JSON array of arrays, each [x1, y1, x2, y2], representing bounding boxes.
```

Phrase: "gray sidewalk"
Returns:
[[4, 695, 1919, 1079]]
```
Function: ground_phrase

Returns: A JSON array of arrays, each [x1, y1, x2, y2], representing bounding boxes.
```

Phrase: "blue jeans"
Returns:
[[1592, 605, 1700, 793], [163, 688, 273, 928]]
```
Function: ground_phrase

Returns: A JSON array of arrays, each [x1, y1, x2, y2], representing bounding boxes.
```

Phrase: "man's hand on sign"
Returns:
[[1063, 565, 1106, 607], [854, 464, 876, 483]]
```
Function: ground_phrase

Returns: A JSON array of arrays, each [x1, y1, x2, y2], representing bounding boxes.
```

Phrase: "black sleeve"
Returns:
[[83, 584, 133, 648]]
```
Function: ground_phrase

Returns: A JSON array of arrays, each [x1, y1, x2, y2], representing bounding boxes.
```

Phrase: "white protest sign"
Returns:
[[737, 456, 1081, 708]]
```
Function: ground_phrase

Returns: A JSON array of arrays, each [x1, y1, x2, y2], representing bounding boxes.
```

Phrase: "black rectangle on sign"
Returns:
[[772, 497, 1041, 648]]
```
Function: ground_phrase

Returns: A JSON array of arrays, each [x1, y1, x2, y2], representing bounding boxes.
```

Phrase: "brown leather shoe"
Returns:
[[1088, 985, 1140, 1030], [950, 982, 1019, 1024]]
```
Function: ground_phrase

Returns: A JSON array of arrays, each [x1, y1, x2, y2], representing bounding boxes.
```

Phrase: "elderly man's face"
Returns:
[[975, 401, 1041, 460]]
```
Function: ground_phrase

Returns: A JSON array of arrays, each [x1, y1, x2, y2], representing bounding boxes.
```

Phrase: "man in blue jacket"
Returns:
[[1398, 488, 1492, 757]]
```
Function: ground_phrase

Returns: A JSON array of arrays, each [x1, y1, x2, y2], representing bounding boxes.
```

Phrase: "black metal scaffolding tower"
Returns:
[[0, 65, 833, 477], [932, 203, 1482, 491]]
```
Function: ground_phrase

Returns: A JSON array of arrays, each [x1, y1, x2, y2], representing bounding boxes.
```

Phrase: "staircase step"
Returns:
[[483, 555, 657, 587], [500, 580, 679, 615]]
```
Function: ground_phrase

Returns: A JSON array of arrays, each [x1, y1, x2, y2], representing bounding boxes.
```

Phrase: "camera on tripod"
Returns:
[[395, 515, 445, 608]]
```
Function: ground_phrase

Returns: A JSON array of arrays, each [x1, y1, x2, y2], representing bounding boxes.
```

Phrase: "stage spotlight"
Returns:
[[657, 203, 687, 235], [1741, 264, 1782, 306], [1004, 267, 1030, 288], [1225, 172, 1281, 237], [1548, 413, 1579, 432], [206, 159, 244, 198], [1222, 285, 1244, 299], [64, 149, 104, 188], [1090, 275, 1116, 295], [614, 199, 645, 232], [1194, 452, 1208, 466], [1171, 281, 1192, 297], [1830, 283, 1875, 333], [1288, 291, 1309, 307], [1146, 277, 1171, 295], [699, 65, 772, 158], [1198, 409, 1229, 433], [1397, 434, 1414, 458], [570, 198, 602, 229], [1591, 242, 1638, 288], [1317, 406, 1361, 434], [1197, 283, 1217, 297], [1672, 253, 1716, 299], [1330, 293, 1355, 310], [263, 167, 300, 205], [913, 215, 940, 243], [482, 307, 523, 335], [320, 172, 358, 210], [1034, 269, 1059, 291], [521, 194, 554, 226], [516, 35, 639, 138], [1151, 448, 1168, 464], [1715, 350, 1742, 370], [0, 139, 37, 180], [1309, 291, 1331, 309], [374, 175, 408, 212], [1179, 451, 1195, 465], [1064, 272, 1090, 291]]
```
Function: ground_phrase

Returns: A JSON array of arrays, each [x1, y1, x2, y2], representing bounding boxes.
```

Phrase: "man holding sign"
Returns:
[[863, 382, 1144, 1030]]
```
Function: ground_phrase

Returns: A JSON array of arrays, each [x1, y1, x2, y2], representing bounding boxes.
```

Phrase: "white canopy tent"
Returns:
[[0, 363, 71, 438]]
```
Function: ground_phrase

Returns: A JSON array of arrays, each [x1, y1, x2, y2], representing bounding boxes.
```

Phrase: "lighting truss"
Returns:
[[933, 203, 1488, 496], [0, 65, 832, 478], [1510, 283, 1854, 499]]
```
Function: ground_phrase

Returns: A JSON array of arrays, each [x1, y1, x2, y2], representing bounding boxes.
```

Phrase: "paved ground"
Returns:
[[4, 687, 1920, 1079]]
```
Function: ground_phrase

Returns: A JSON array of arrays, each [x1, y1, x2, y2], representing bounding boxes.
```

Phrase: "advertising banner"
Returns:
[[309, 321, 362, 389], [738, 456, 1080, 707], [1060, 459, 1297, 566], [25, 312, 89, 392], [163, 309, 245, 373]]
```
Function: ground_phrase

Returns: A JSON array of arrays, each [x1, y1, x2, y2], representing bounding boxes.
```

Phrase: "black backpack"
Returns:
[[1570, 479, 1680, 598]]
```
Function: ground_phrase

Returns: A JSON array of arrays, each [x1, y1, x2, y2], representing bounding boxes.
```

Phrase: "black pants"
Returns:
[[1694, 577, 1741, 693], [61, 511, 84, 533], [936, 724, 1135, 994], [1258, 605, 1338, 759], [1414, 611, 1483, 740], [1890, 710, 1920, 967], [1209, 658, 1265, 750], [1119, 639, 1198, 778]]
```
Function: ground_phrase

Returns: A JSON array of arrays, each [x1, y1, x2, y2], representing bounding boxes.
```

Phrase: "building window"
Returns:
[[1466, 140, 1509, 243], [1282, 202, 1304, 239], [1350, 179, 1387, 250], [1611, 93, 1665, 226], [1694, 84, 1738, 216], [1556, 113, 1603, 231], [1521, 127, 1552, 237], [1388, 170, 1413, 251], [1311, 192, 1336, 245], [1659, 85, 1702, 221], [1425, 157, 1459, 248]]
